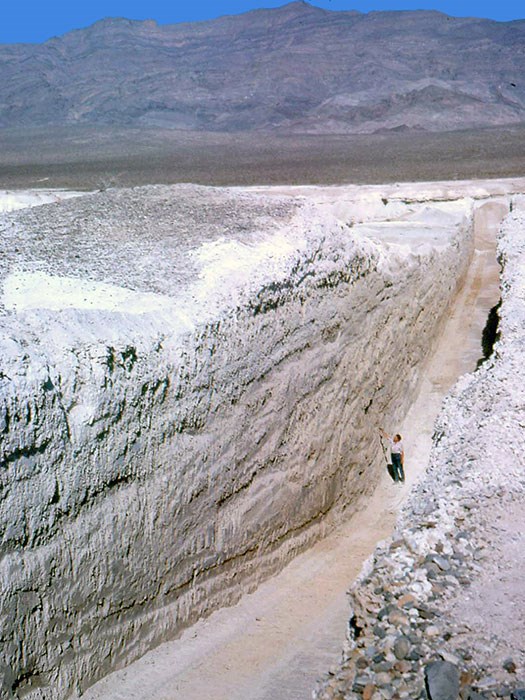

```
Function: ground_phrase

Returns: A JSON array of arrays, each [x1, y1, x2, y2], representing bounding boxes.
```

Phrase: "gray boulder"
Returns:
[[425, 661, 460, 700]]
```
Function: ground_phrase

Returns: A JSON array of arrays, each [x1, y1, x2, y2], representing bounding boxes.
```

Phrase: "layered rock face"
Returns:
[[0, 184, 473, 699], [1, 2, 525, 133]]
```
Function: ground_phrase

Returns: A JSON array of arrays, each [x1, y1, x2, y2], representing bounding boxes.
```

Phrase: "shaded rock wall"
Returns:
[[0, 186, 473, 699]]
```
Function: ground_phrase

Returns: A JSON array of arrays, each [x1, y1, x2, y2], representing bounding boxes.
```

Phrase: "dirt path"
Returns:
[[82, 200, 505, 700]]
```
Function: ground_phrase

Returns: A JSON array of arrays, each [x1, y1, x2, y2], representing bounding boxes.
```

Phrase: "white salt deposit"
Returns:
[[3, 271, 174, 314], [0, 189, 86, 212]]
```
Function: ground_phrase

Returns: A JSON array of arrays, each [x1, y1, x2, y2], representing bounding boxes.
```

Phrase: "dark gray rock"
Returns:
[[417, 605, 435, 620], [373, 661, 394, 673], [503, 657, 517, 673], [407, 648, 423, 661], [424, 563, 441, 578], [425, 661, 460, 700], [429, 554, 451, 572], [373, 625, 387, 639], [394, 635, 411, 660], [372, 652, 385, 664], [2, 3, 525, 134], [353, 674, 371, 690], [378, 605, 394, 621], [511, 690, 525, 700]]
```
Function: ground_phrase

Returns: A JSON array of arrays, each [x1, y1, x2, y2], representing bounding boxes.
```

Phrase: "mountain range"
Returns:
[[2, 1, 525, 134]]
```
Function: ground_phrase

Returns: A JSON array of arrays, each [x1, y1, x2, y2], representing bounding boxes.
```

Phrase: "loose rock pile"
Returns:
[[314, 211, 525, 700]]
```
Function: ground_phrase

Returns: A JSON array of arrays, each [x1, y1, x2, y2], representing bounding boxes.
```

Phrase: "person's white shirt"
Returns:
[[390, 439, 404, 454]]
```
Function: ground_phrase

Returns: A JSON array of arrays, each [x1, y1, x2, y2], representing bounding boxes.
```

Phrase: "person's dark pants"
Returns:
[[391, 453, 405, 482]]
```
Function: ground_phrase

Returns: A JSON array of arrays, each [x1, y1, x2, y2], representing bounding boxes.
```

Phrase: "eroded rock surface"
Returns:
[[0, 183, 475, 698]]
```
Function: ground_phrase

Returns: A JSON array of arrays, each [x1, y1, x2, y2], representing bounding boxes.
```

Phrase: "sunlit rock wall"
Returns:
[[0, 184, 473, 699]]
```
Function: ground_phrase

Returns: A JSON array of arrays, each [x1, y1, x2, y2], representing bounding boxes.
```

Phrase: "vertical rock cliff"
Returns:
[[0, 184, 473, 699]]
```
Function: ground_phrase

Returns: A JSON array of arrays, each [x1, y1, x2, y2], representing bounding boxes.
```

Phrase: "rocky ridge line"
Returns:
[[2, 2, 525, 133]]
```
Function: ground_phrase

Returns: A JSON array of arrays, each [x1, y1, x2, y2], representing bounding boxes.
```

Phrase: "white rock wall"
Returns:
[[0, 187, 473, 700]]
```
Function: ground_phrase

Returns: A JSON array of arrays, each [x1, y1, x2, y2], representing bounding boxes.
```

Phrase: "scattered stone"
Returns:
[[439, 650, 462, 666], [425, 661, 460, 700], [394, 660, 412, 674], [377, 671, 396, 686], [510, 690, 525, 700], [388, 609, 409, 627], [475, 676, 499, 691], [417, 605, 435, 620], [464, 691, 487, 700], [356, 656, 369, 670], [353, 674, 371, 690], [377, 606, 391, 621], [398, 594, 416, 608], [425, 563, 441, 578], [393, 636, 411, 660], [407, 648, 422, 661], [503, 658, 517, 673], [363, 684, 376, 700]]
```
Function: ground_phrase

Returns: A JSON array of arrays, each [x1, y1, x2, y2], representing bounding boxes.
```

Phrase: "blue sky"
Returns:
[[2, 0, 524, 44]]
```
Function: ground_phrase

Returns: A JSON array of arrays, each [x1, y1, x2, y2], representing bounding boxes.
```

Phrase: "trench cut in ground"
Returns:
[[80, 196, 507, 700]]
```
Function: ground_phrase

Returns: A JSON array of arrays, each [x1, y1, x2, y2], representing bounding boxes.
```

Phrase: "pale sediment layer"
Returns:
[[314, 203, 525, 700], [0, 189, 85, 213], [0, 183, 474, 699]]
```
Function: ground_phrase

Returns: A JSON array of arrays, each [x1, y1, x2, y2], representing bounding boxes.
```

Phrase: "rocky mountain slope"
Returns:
[[2, 1, 525, 134]]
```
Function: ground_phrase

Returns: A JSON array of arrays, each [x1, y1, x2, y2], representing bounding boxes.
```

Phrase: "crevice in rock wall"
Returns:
[[477, 299, 501, 367]]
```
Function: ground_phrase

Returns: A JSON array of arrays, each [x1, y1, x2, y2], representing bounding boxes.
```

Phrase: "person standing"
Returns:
[[379, 428, 405, 483]]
